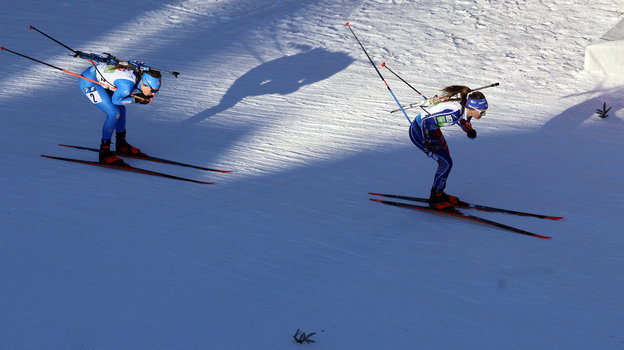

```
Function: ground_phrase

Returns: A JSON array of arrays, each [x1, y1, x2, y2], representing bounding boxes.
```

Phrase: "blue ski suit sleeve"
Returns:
[[110, 79, 137, 105]]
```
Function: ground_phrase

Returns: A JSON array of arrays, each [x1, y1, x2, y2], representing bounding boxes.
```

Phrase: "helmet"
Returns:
[[466, 95, 488, 110], [141, 71, 161, 92]]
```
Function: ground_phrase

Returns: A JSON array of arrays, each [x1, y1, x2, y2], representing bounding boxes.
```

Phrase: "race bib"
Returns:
[[84, 87, 103, 104]]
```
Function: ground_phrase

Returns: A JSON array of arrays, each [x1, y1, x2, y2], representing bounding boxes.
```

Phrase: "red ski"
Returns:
[[369, 192, 562, 220], [370, 198, 551, 239], [59, 144, 231, 173], [42, 155, 214, 185]]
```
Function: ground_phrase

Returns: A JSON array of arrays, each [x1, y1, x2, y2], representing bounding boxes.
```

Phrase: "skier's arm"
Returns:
[[110, 79, 136, 105], [460, 118, 477, 139]]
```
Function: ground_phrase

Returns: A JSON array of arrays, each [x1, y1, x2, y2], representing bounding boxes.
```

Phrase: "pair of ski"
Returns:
[[369, 193, 563, 239], [42, 144, 231, 185]]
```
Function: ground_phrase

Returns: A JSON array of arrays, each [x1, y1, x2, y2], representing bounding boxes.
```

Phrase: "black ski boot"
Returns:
[[115, 130, 144, 156], [99, 139, 125, 165], [428, 188, 460, 213]]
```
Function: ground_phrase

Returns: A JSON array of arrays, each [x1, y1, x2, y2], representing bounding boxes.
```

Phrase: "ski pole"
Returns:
[[344, 22, 418, 126], [1, 46, 100, 83], [381, 62, 428, 100], [383, 61, 499, 97], [0, 46, 147, 101], [29, 25, 77, 54], [29, 26, 123, 85], [380, 61, 432, 115], [390, 101, 431, 114], [30, 25, 180, 78]]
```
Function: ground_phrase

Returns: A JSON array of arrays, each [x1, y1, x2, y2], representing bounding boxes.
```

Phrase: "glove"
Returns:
[[466, 129, 477, 139], [133, 93, 152, 104]]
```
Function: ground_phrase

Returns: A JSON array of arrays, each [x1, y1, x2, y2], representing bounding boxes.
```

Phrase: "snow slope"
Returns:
[[1, 0, 623, 349]]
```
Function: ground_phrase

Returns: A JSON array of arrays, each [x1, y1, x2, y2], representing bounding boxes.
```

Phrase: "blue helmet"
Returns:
[[466, 95, 488, 110], [141, 71, 161, 92]]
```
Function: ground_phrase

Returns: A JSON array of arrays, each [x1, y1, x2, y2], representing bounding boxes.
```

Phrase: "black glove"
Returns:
[[133, 93, 151, 104], [466, 129, 477, 139]]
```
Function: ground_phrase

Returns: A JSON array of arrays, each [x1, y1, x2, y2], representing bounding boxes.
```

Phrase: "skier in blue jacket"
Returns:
[[409, 85, 488, 211], [78, 62, 161, 165]]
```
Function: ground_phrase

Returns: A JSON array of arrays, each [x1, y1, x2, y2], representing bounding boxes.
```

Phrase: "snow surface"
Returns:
[[1, 0, 623, 349]]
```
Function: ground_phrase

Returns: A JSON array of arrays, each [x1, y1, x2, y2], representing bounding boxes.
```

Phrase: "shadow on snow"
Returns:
[[179, 47, 354, 126]]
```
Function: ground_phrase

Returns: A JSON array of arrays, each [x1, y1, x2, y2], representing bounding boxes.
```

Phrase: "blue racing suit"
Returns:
[[408, 101, 475, 193], [78, 64, 139, 140]]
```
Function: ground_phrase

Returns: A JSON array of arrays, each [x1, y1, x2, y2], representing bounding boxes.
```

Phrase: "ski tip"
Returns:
[[369, 198, 382, 202], [547, 216, 564, 221], [381, 62, 386, 67], [29, 25, 34, 30], [368, 192, 382, 196], [345, 21, 350, 26], [195, 168, 232, 174], [535, 234, 552, 239], [41, 154, 64, 160], [1, 46, 5, 51]]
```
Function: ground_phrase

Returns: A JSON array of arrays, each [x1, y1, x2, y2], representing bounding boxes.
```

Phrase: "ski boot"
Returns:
[[441, 192, 469, 207], [428, 188, 459, 213], [115, 130, 144, 156], [99, 139, 125, 166]]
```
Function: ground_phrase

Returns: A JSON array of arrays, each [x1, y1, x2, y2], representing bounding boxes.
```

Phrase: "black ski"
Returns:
[[370, 198, 551, 239], [369, 192, 562, 220], [59, 144, 231, 173], [42, 155, 214, 185]]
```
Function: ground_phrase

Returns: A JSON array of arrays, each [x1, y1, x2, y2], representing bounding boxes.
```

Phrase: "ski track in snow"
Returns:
[[1, 0, 624, 349]]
